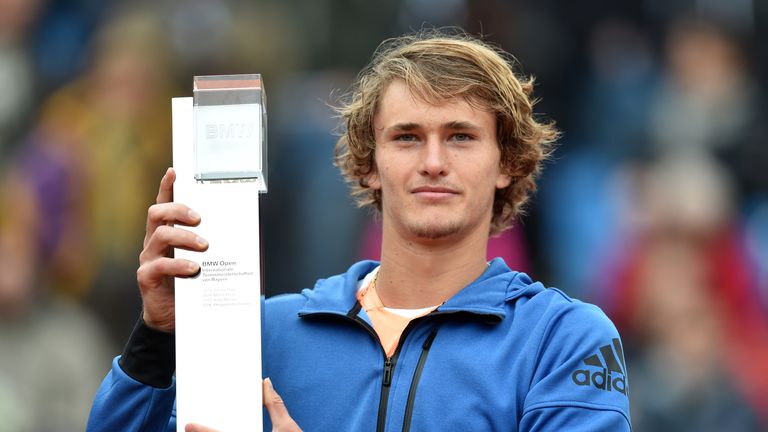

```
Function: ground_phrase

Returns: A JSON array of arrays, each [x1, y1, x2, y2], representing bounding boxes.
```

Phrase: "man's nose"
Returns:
[[419, 138, 449, 177]]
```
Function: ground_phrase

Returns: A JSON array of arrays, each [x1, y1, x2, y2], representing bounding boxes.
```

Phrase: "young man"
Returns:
[[88, 31, 631, 431]]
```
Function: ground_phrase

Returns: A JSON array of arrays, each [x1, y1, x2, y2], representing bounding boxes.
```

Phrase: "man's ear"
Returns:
[[366, 170, 381, 190], [495, 171, 512, 189]]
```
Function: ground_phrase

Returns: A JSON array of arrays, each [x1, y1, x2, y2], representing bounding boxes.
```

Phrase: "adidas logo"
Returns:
[[571, 338, 628, 396]]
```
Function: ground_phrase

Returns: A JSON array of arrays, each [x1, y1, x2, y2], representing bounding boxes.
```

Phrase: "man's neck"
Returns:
[[375, 222, 491, 309]]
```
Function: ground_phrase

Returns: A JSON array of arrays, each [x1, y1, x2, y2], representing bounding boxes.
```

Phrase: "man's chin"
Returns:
[[407, 221, 462, 240]]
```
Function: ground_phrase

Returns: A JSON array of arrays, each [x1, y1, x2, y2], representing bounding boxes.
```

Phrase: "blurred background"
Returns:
[[0, 0, 766, 430]]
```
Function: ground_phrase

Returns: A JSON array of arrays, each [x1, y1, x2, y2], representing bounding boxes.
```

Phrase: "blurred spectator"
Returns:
[[0, 167, 113, 432], [0, 0, 42, 160], [649, 20, 756, 158], [609, 155, 768, 429], [5, 7, 175, 344], [626, 234, 760, 431]]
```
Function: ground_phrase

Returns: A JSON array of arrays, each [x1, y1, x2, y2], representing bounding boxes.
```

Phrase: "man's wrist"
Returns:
[[119, 314, 176, 388]]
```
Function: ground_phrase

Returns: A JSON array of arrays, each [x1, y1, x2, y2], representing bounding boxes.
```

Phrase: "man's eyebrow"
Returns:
[[385, 121, 482, 131], [443, 120, 482, 130], [387, 122, 420, 131]]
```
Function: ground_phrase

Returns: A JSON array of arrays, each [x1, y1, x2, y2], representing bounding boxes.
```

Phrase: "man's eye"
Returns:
[[451, 133, 474, 142], [395, 134, 418, 142]]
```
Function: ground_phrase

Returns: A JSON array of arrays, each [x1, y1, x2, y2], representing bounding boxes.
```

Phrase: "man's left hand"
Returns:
[[184, 378, 301, 432]]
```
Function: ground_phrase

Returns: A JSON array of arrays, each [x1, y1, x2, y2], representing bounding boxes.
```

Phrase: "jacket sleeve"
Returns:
[[519, 301, 632, 431], [86, 356, 177, 432]]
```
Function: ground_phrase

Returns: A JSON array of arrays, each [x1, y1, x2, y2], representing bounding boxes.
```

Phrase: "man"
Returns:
[[88, 31, 631, 431]]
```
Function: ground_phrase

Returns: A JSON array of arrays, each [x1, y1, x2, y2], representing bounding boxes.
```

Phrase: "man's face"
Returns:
[[370, 79, 511, 241]]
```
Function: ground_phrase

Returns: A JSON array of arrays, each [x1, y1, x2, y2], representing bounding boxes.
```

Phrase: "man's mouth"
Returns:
[[411, 185, 459, 199]]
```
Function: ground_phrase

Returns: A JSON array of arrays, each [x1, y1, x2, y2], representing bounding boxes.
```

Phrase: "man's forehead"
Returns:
[[379, 79, 478, 108], [374, 78, 495, 115], [374, 80, 495, 129]]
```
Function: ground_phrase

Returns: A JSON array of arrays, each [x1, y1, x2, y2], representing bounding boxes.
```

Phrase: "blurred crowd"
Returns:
[[0, 0, 766, 430]]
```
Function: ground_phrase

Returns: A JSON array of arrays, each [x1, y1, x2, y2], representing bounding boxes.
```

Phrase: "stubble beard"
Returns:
[[406, 216, 463, 240]]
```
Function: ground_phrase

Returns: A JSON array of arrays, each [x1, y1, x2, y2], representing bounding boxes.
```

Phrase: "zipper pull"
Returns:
[[383, 358, 393, 387]]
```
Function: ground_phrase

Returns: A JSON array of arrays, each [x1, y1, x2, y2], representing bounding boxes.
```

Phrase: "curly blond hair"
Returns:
[[334, 30, 558, 235]]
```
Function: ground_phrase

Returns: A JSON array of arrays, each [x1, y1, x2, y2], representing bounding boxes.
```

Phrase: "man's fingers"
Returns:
[[148, 202, 201, 227], [157, 167, 175, 204], [141, 225, 208, 263], [137, 257, 200, 286], [264, 378, 302, 431], [184, 424, 218, 432], [144, 202, 201, 248]]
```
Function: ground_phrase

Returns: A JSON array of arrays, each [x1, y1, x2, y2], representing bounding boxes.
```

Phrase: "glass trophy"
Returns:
[[193, 74, 267, 192]]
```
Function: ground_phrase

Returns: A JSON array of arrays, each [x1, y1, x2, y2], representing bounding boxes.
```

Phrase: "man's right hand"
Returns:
[[137, 167, 208, 333]]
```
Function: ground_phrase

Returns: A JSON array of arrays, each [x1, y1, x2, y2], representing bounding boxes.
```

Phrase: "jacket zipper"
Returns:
[[401, 327, 438, 432], [352, 313, 410, 432], [302, 305, 470, 431], [378, 355, 395, 432], [343, 302, 429, 432], [335, 302, 397, 432]]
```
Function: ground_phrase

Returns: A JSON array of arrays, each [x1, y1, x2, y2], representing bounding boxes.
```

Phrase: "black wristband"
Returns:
[[118, 315, 176, 388]]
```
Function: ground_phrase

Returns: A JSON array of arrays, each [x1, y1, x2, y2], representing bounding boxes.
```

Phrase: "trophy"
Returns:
[[172, 74, 267, 431]]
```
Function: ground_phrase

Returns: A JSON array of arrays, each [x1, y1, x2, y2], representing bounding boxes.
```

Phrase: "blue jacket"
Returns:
[[88, 259, 631, 431]]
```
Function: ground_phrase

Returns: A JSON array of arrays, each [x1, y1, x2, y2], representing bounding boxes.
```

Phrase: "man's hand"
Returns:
[[137, 167, 208, 333], [184, 378, 301, 432], [263, 378, 301, 431]]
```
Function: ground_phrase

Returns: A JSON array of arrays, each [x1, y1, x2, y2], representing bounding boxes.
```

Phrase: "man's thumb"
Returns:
[[263, 378, 301, 431]]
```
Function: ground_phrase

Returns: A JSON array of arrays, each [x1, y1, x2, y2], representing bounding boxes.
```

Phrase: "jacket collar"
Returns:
[[297, 258, 544, 323]]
